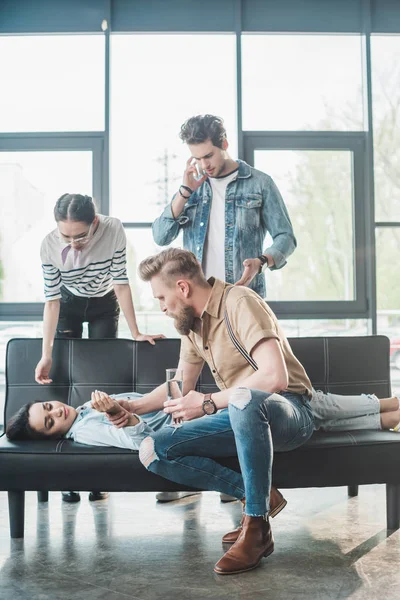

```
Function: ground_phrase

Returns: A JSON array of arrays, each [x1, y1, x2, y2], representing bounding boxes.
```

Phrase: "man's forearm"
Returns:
[[129, 382, 167, 415], [171, 191, 188, 219]]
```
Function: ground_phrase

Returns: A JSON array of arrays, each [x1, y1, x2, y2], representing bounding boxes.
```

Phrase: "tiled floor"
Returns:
[[0, 486, 399, 600]]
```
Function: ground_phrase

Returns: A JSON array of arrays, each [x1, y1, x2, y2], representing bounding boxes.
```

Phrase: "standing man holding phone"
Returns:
[[152, 114, 296, 297], [152, 115, 297, 502]]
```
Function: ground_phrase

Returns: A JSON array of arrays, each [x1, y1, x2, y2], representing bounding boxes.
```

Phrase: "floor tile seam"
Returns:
[[29, 562, 144, 600]]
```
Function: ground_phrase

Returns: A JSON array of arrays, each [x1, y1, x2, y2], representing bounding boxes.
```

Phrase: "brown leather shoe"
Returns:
[[214, 515, 274, 575], [222, 487, 286, 544]]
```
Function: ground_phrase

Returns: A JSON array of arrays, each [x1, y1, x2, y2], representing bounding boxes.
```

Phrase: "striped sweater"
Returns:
[[41, 215, 129, 300]]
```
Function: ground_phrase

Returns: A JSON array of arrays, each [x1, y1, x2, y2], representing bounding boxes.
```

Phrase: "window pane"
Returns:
[[376, 227, 400, 396], [376, 228, 400, 312], [0, 322, 43, 430], [0, 151, 92, 302], [0, 35, 105, 132], [242, 35, 363, 131], [283, 319, 368, 337], [371, 36, 400, 222], [119, 227, 182, 339], [110, 34, 237, 222], [254, 150, 354, 301]]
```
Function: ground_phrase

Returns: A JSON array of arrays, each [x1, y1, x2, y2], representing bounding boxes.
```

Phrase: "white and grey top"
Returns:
[[41, 215, 129, 301]]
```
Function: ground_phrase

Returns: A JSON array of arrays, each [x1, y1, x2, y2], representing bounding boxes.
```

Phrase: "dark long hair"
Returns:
[[54, 193, 97, 225], [6, 403, 49, 441]]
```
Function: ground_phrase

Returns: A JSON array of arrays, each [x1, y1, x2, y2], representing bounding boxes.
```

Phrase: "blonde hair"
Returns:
[[138, 248, 207, 286]]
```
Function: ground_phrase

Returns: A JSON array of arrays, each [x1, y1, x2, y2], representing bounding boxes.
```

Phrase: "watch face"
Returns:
[[203, 400, 214, 415]]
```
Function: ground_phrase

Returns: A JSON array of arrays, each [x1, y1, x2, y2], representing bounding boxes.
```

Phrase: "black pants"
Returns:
[[56, 287, 120, 339]]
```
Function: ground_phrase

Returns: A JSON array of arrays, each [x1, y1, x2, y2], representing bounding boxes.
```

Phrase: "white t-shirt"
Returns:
[[202, 169, 238, 280]]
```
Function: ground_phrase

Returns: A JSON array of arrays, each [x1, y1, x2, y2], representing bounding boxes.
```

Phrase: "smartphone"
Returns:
[[193, 161, 205, 181]]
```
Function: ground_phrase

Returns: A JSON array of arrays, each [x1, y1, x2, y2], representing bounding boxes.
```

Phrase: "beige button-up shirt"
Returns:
[[180, 278, 312, 397]]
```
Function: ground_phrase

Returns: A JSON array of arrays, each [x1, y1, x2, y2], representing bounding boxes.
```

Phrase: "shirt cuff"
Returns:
[[163, 198, 190, 225], [162, 202, 176, 220], [44, 293, 62, 301], [263, 248, 287, 271]]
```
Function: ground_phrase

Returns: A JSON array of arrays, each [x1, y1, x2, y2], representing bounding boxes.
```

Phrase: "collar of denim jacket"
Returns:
[[236, 160, 252, 179]]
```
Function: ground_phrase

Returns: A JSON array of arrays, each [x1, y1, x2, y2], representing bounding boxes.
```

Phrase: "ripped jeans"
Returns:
[[140, 389, 314, 516]]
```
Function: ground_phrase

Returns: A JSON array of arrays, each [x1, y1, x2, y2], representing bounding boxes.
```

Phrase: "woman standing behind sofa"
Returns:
[[34, 194, 164, 501]]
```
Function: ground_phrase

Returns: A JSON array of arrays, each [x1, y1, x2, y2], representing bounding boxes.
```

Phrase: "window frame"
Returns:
[[0, 132, 105, 320], [243, 131, 368, 319]]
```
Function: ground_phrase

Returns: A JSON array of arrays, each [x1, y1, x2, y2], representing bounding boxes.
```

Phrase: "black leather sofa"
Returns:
[[1, 335, 400, 539]]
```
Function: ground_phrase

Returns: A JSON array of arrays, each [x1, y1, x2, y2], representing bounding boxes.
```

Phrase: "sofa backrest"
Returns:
[[4, 336, 391, 425]]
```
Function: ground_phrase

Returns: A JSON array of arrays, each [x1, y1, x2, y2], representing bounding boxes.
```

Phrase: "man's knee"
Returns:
[[228, 388, 281, 411], [139, 436, 160, 470]]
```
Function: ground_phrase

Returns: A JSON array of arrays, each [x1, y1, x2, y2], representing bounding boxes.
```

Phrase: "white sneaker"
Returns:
[[156, 491, 201, 502]]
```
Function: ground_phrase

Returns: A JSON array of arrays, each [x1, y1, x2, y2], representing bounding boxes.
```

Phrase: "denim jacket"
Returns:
[[152, 160, 296, 298]]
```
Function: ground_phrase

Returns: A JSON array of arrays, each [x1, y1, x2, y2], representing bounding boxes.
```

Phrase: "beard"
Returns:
[[173, 305, 196, 336]]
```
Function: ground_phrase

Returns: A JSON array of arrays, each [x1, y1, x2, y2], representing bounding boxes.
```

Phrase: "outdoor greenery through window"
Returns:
[[372, 35, 400, 223], [372, 36, 400, 393], [254, 149, 355, 302]]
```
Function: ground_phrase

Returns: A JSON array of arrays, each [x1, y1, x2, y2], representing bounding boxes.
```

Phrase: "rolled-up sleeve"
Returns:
[[73, 416, 155, 451], [152, 198, 182, 246], [179, 335, 204, 365], [261, 176, 297, 270]]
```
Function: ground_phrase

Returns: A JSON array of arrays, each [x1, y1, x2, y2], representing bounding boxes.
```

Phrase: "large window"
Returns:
[[372, 36, 400, 398], [110, 34, 237, 223], [254, 149, 355, 302], [241, 35, 364, 132], [0, 18, 398, 403], [0, 35, 105, 132], [372, 36, 400, 223], [244, 132, 366, 318], [0, 150, 93, 302], [0, 134, 104, 314]]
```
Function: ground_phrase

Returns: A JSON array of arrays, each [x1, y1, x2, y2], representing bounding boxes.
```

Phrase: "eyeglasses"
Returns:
[[59, 222, 94, 245]]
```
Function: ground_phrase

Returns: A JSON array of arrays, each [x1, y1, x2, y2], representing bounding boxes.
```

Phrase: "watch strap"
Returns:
[[257, 254, 268, 274]]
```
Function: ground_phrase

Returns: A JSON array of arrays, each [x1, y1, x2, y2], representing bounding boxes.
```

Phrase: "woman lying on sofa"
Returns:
[[6, 389, 400, 449], [6, 390, 169, 450]]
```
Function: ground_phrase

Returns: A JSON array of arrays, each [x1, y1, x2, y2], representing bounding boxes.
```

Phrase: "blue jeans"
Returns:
[[140, 389, 314, 516]]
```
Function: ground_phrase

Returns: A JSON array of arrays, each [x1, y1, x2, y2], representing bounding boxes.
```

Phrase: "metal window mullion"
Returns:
[[122, 223, 153, 229], [361, 0, 377, 334], [92, 137, 104, 211], [0, 303, 44, 321], [0, 132, 105, 150], [103, 3, 111, 216], [235, 0, 244, 159]]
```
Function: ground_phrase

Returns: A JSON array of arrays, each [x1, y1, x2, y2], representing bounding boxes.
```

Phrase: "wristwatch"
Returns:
[[202, 393, 218, 415], [257, 254, 269, 273]]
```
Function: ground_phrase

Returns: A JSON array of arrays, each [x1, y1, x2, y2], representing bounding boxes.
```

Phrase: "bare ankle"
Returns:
[[380, 409, 400, 430]]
